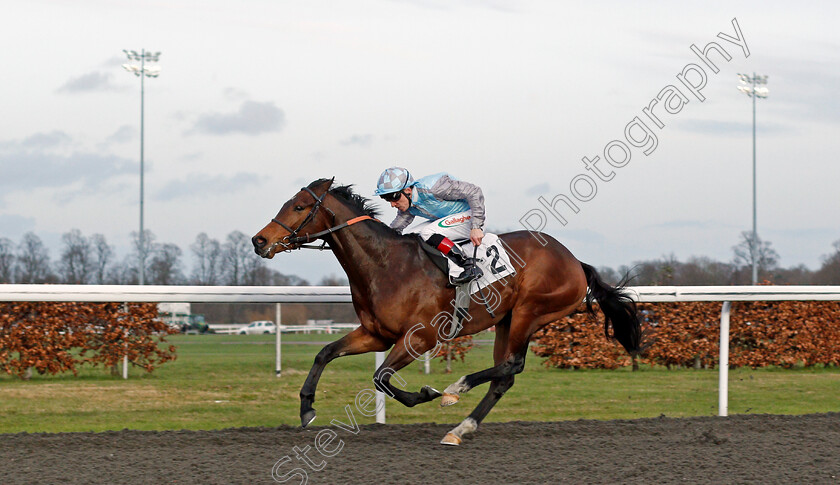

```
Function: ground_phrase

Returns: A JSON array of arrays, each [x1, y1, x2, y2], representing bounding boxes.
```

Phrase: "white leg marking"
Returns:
[[440, 417, 478, 446], [443, 376, 469, 395], [452, 417, 478, 436]]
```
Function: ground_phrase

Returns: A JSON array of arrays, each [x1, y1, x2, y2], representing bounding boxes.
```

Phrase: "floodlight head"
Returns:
[[122, 63, 142, 76], [144, 66, 161, 77], [737, 73, 751, 84], [754, 87, 769, 98], [737, 85, 753, 96]]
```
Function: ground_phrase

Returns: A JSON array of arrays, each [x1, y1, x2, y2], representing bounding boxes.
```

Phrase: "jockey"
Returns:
[[374, 167, 485, 285]]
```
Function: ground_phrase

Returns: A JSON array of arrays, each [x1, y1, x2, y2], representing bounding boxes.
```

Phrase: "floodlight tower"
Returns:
[[737, 73, 768, 285], [122, 49, 161, 285]]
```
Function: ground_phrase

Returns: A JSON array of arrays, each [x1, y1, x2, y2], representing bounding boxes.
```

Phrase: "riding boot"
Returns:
[[445, 244, 484, 285], [425, 234, 484, 285]]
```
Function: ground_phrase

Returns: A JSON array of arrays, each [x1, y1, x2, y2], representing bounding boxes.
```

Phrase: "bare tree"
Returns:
[[57, 229, 93, 284], [190, 233, 222, 285], [148, 243, 184, 285], [682, 256, 735, 285], [221, 231, 252, 285], [90, 234, 114, 284], [130, 230, 157, 284], [107, 257, 135, 285], [242, 247, 266, 285], [16, 232, 53, 283], [319, 274, 348, 286], [630, 254, 679, 286], [0, 237, 15, 283], [732, 231, 779, 283], [814, 239, 840, 284], [772, 264, 814, 285], [596, 266, 620, 286]]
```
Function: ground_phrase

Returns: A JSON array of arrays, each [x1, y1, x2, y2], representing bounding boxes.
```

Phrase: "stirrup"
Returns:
[[452, 263, 483, 285]]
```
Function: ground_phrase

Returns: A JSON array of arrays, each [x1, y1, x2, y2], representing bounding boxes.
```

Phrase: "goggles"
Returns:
[[380, 191, 403, 202]]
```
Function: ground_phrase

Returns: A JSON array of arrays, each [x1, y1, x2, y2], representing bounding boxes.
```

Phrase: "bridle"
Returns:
[[268, 186, 376, 252]]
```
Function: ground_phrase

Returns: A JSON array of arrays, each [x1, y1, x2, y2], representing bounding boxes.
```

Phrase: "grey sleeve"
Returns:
[[431, 175, 486, 229], [389, 211, 415, 234]]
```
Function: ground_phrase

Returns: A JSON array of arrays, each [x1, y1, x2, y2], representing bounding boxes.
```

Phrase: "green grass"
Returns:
[[1, 332, 838, 433]]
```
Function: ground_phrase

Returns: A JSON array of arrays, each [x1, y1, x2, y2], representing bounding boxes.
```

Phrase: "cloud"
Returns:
[[391, 0, 519, 12], [223, 87, 250, 101], [154, 172, 261, 201], [674, 119, 794, 137], [22, 130, 71, 149], [100, 56, 128, 68], [0, 134, 136, 199], [103, 125, 136, 145], [525, 183, 550, 196], [757, 56, 840, 125], [180, 152, 203, 161], [340, 134, 374, 147], [560, 228, 607, 245], [0, 151, 135, 195], [190, 101, 285, 136], [57, 71, 126, 93], [0, 214, 36, 238], [642, 219, 727, 230]]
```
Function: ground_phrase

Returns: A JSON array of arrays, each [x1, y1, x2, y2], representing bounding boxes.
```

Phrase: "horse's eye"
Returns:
[[294, 206, 304, 212]]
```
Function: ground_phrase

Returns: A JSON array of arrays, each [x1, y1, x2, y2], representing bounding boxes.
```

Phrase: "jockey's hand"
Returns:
[[470, 228, 484, 247]]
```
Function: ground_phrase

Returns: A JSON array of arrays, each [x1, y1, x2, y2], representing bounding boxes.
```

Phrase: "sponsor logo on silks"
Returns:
[[438, 215, 471, 228]]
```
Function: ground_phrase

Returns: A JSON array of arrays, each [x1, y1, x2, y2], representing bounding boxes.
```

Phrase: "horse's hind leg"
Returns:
[[300, 326, 389, 427], [440, 334, 527, 406], [440, 375, 515, 446], [440, 314, 519, 446]]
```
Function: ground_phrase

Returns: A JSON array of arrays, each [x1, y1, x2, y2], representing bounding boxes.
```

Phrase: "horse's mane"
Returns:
[[308, 178, 414, 239], [308, 179, 376, 217]]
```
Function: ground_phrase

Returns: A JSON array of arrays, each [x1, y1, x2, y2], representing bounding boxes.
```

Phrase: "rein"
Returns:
[[269, 186, 378, 251]]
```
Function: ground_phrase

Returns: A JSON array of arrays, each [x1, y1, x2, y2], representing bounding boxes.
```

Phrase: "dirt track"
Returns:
[[2, 413, 838, 484]]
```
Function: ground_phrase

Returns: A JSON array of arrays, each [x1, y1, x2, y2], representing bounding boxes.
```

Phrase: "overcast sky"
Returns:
[[1, 1, 838, 282]]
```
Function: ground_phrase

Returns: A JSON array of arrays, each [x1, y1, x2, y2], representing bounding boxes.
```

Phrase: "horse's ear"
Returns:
[[308, 178, 335, 194]]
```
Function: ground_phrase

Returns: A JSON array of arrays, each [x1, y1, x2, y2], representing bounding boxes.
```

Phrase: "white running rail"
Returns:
[[3, 284, 840, 418]]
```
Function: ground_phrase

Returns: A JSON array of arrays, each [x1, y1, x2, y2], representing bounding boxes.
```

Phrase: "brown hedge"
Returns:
[[531, 301, 840, 369], [0, 302, 177, 379]]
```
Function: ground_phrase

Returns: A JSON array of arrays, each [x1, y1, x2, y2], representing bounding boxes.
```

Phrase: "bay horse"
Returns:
[[252, 178, 642, 445]]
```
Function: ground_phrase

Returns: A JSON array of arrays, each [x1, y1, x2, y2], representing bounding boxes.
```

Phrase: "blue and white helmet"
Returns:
[[374, 167, 415, 196]]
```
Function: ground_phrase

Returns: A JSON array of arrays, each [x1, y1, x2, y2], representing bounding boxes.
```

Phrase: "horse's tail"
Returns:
[[580, 262, 642, 355]]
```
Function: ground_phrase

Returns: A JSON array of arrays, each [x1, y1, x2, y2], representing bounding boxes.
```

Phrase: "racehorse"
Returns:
[[252, 178, 642, 445]]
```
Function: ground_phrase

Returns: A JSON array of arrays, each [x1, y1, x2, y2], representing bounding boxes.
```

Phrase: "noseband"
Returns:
[[268, 186, 376, 251]]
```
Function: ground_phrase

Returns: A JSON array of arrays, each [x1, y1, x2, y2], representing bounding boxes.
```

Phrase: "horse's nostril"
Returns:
[[252, 236, 266, 249]]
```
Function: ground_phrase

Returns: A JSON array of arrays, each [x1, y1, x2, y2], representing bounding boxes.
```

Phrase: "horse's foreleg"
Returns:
[[373, 336, 442, 408], [300, 326, 389, 427]]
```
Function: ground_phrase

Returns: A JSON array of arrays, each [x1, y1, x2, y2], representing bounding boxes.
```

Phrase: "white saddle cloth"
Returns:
[[447, 233, 516, 294]]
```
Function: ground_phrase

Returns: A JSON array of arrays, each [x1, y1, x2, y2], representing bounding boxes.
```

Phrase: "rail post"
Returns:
[[275, 303, 282, 377], [719, 301, 731, 416], [375, 351, 386, 424]]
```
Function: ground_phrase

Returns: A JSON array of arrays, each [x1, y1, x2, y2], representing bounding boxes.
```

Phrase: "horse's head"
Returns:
[[252, 178, 335, 258]]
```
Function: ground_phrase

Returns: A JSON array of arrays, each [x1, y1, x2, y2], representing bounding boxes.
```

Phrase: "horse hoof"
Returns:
[[301, 410, 316, 428], [440, 433, 462, 446], [440, 393, 460, 407]]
